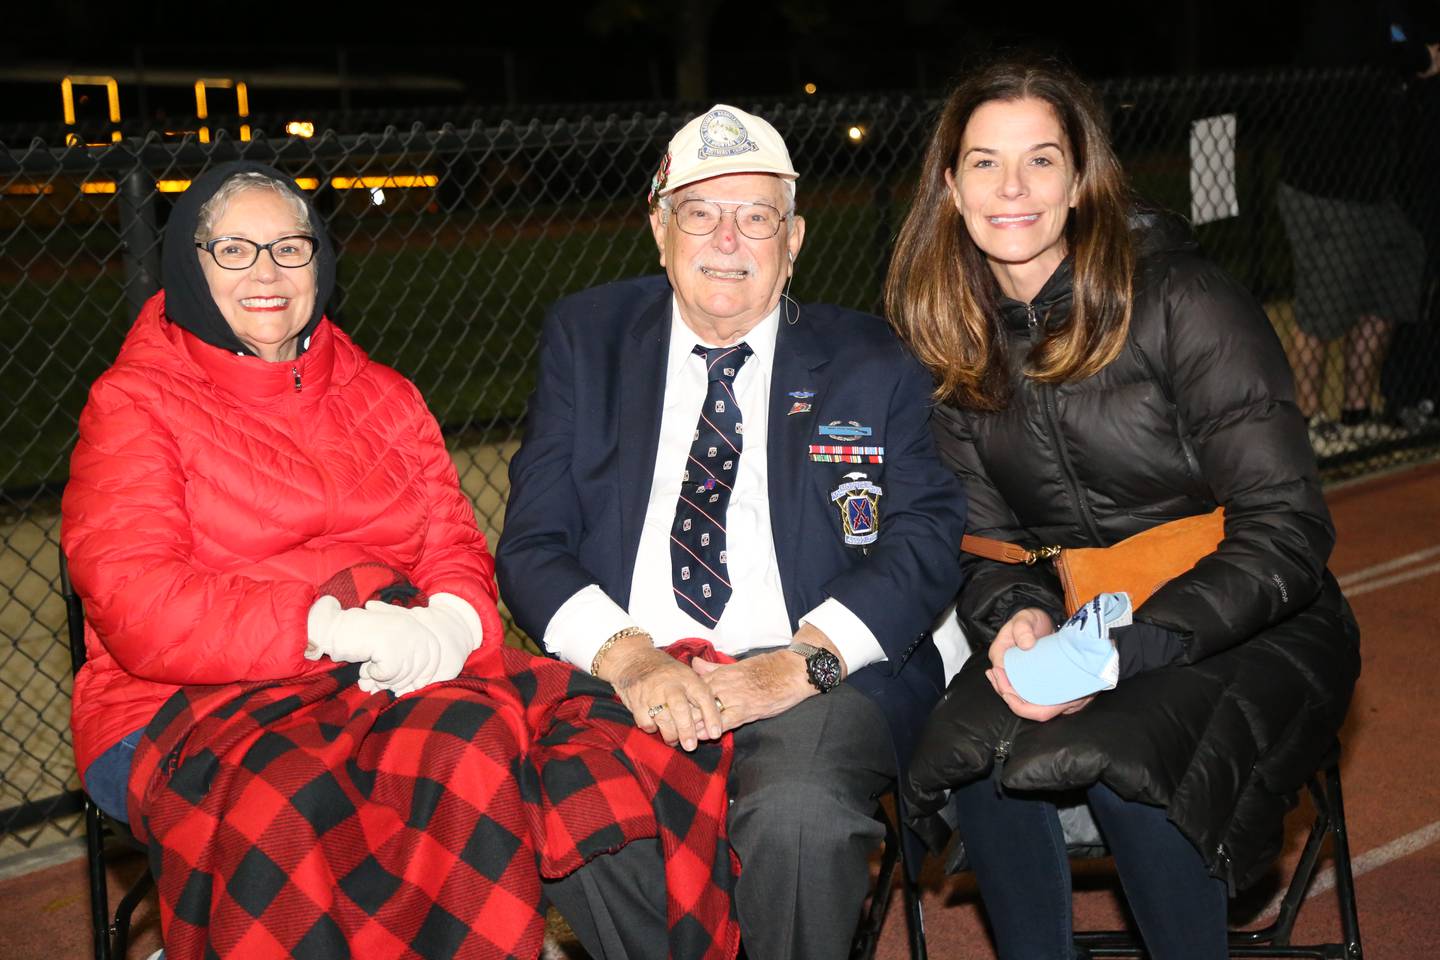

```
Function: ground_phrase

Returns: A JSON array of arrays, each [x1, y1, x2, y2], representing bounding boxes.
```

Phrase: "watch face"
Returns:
[[808, 649, 843, 692]]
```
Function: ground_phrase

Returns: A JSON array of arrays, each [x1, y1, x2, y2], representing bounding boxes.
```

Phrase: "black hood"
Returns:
[[161, 160, 335, 356], [1129, 206, 1198, 260]]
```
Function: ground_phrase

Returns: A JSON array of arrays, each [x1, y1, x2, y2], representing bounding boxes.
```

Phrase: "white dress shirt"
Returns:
[[543, 299, 889, 672]]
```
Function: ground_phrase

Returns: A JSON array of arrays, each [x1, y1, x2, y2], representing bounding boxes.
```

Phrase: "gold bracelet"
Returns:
[[590, 626, 649, 677]]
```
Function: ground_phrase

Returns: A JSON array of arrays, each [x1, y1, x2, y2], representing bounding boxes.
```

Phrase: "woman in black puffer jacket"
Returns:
[[885, 56, 1359, 960]]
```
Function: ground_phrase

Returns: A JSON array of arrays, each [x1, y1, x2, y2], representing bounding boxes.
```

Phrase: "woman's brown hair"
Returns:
[[885, 56, 1134, 410]]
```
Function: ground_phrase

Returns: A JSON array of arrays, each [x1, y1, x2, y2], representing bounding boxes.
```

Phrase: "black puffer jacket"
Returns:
[[904, 214, 1360, 892]]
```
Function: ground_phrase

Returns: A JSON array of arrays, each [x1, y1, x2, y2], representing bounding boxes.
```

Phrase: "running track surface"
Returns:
[[1, 459, 1437, 959]]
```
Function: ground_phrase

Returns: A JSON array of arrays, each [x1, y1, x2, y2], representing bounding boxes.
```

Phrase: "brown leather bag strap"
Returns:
[[960, 534, 1039, 565]]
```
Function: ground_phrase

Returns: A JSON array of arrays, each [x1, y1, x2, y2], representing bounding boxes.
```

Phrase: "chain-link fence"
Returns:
[[2, 68, 1437, 854]]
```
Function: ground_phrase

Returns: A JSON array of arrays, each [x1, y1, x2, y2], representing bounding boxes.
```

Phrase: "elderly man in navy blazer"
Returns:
[[498, 104, 967, 960]]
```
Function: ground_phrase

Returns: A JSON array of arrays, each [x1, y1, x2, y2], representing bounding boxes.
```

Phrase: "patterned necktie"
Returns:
[[671, 342, 753, 626]]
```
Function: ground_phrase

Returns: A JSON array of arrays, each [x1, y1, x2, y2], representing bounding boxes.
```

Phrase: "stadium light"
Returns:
[[804, 83, 817, 95], [847, 125, 866, 143], [286, 120, 315, 138], [71, 174, 436, 199], [2, 183, 56, 196], [331, 175, 440, 189]]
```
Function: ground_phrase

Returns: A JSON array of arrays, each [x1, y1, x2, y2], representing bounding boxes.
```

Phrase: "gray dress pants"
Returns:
[[545, 683, 896, 960]]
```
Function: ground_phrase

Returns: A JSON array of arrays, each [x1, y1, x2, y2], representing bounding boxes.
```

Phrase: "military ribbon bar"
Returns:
[[807, 444, 884, 463]]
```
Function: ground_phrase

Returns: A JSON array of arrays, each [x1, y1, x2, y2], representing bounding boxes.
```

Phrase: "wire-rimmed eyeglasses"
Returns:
[[671, 199, 789, 240], [195, 235, 318, 270]]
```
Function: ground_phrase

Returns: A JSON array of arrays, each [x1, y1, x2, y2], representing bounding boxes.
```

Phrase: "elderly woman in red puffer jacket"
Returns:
[[66, 160, 504, 807], [63, 161, 737, 960]]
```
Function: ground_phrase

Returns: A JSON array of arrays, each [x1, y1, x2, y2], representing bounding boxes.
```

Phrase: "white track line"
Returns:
[[1337, 545, 1440, 588], [1258, 819, 1440, 922], [0, 837, 84, 881], [1341, 561, 1440, 598], [1323, 453, 1440, 494]]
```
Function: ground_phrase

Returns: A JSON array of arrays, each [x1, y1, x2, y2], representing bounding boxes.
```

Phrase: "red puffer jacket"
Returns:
[[64, 291, 504, 774]]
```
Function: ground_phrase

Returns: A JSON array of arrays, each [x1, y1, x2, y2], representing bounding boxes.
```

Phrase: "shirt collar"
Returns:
[[666, 300, 781, 381]]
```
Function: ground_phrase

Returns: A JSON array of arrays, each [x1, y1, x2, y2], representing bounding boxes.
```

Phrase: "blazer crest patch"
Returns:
[[830, 472, 883, 546]]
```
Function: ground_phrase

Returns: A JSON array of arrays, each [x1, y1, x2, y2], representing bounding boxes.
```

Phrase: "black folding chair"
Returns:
[[851, 785, 928, 960], [61, 551, 155, 960], [1073, 745, 1363, 959]]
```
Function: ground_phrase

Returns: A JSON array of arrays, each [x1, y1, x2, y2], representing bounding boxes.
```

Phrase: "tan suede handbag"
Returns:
[[960, 508, 1226, 616]]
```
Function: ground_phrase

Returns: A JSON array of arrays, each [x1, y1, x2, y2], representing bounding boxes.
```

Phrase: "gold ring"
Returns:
[[646, 703, 667, 718], [714, 697, 726, 712]]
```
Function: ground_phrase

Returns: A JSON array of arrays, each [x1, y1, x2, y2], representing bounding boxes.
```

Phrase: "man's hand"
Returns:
[[691, 624, 845, 733], [599, 634, 723, 751], [690, 652, 811, 732], [986, 607, 1093, 721]]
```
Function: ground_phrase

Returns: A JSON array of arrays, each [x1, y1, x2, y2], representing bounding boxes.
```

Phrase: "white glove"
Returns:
[[360, 593, 484, 696], [306, 595, 388, 664]]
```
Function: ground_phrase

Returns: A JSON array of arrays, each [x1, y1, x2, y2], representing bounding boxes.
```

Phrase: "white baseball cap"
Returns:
[[648, 104, 798, 209]]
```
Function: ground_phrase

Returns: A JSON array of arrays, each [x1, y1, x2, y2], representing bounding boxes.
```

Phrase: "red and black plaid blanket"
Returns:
[[127, 641, 738, 960]]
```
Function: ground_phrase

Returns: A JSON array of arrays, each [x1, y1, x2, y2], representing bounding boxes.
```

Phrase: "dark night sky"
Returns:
[[0, 0, 1426, 125]]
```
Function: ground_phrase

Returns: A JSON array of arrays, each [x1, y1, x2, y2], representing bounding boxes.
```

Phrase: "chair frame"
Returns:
[[62, 552, 154, 960], [1073, 749, 1363, 960], [851, 790, 928, 960]]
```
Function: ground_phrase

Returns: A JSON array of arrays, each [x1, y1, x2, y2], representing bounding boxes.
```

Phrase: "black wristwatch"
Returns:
[[788, 641, 842, 693]]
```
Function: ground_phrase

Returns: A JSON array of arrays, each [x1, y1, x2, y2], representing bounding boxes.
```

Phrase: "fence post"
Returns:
[[118, 165, 161, 318], [871, 115, 893, 312]]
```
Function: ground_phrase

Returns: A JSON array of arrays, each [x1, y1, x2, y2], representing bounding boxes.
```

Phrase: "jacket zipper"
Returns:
[[1214, 843, 1237, 896], [1028, 304, 1103, 544], [1179, 434, 1210, 504], [291, 366, 302, 392], [992, 715, 1026, 796]]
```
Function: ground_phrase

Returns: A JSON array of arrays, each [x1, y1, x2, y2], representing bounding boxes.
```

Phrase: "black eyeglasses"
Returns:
[[195, 235, 317, 270], [671, 199, 789, 240]]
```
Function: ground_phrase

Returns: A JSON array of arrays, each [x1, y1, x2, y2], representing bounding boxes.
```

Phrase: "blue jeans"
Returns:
[[83, 727, 145, 823], [953, 772, 1228, 960]]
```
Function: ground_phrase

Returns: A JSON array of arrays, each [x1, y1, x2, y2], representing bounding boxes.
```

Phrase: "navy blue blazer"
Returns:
[[497, 275, 966, 768]]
